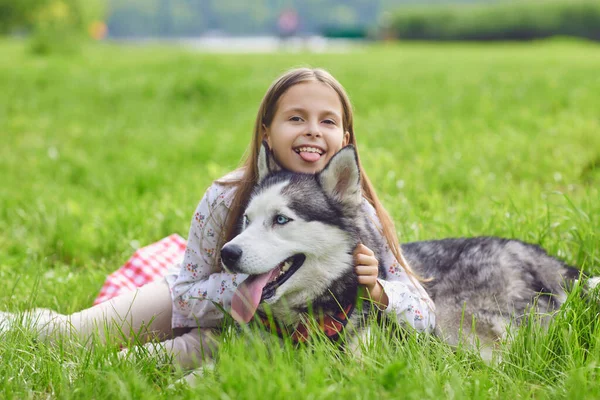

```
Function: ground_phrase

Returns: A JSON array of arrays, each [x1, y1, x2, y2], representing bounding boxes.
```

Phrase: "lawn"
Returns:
[[0, 38, 599, 398]]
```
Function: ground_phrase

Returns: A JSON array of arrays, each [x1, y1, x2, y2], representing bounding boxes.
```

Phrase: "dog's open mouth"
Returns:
[[230, 254, 306, 323], [261, 253, 306, 300]]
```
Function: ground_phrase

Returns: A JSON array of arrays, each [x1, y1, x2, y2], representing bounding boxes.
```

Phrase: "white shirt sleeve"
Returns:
[[168, 181, 247, 328], [362, 202, 436, 333]]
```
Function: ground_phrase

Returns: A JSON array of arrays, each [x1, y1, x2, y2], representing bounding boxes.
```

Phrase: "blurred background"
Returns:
[[1, 0, 599, 53]]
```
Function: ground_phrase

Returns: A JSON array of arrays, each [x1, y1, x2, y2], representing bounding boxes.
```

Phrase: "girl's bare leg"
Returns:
[[4, 278, 218, 370], [25, 278, 174, 346]]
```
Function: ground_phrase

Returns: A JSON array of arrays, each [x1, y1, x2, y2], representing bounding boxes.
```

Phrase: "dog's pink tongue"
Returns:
[[299, 151, 321, 163], [231, 267, 280, 323]]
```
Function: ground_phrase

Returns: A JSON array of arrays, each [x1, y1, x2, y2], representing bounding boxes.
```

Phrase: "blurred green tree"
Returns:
[[0, 0, 41, 33], [1, 0, 108, 54]]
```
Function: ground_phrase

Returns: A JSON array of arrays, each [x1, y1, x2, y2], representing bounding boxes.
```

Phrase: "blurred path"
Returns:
[[117, 35, 361, 53]]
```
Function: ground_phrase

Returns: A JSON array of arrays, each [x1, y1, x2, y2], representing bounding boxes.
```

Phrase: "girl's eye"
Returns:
[[323, 119, 336, 125], [274, 214, 291, 225], [289, 116, 303, 122]]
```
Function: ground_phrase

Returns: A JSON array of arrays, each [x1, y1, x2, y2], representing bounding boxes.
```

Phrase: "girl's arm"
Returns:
[[168, 183, 246, 328], [360, 203, 436, 334], [375, 245, 436, 333]]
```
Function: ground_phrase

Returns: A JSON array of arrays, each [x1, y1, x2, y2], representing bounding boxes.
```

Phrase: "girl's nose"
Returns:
[[305, 121, 321, 137]]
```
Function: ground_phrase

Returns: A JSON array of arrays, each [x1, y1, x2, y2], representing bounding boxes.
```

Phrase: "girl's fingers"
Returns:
[[354, 244, 379, 289], [355, 253, 378, 267], [355, 265, 379, 276], [354, 243, 375, 257]]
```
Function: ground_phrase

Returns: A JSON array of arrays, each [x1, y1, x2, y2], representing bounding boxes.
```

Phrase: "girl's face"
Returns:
[[263, 81, 350, 174]]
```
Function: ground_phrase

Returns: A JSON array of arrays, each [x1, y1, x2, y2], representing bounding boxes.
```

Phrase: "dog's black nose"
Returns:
[[221, 244, 243, 270]]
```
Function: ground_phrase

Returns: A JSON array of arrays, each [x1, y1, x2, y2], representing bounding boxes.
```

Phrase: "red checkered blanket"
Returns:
[[94, 234, 186, 305]]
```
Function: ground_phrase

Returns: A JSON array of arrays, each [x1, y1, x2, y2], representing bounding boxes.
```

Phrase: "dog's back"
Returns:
[[401, 237, 581, 348]]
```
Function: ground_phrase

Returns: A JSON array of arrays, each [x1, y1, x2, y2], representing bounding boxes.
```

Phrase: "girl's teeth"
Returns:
[[297, 147, 322, 154]]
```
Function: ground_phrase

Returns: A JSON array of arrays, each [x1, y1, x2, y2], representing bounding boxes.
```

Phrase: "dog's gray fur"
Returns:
[[221, 143, 583, 352]]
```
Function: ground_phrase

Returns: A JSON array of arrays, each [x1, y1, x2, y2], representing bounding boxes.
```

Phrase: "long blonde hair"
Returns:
[[218, 67, 419, 280]]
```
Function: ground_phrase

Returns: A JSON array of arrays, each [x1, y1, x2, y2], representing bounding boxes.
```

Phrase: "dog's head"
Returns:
[[221, 141, 363, 321]]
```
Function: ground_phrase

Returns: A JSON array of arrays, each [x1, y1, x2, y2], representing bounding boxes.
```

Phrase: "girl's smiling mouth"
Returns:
[[294, 146, 325, 162]]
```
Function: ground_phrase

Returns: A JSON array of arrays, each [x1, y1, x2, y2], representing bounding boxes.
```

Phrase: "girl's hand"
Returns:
[[354, 243, 389, 309]]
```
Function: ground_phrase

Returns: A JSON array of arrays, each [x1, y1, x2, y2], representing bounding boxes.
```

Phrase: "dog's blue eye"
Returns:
[[243, 215, 250, 228], [274, 215, 290, 225]]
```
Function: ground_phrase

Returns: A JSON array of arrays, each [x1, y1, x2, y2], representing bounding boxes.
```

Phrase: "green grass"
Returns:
[[1, 38, 600, 398]]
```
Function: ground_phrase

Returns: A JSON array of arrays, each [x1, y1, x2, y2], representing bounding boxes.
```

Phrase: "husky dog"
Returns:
[[220, 142, 584, 353]]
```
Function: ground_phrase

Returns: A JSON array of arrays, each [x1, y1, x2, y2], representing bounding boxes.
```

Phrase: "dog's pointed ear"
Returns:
[[257, 140, 282, 183], [318, 145, 362, 207]]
